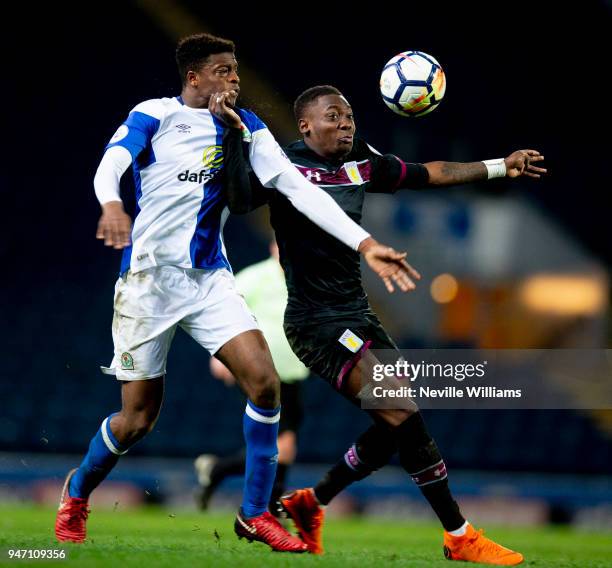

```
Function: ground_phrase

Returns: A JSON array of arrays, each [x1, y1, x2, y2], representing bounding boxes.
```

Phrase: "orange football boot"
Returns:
[[280, 488, 325, 554], [443, 524, 523, 565]]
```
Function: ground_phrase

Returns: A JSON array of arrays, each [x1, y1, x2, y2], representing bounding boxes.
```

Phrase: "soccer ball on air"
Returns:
[[380, 51, 446, 117]]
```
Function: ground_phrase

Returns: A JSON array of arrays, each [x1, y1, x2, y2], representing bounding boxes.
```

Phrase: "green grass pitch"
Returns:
[[0, 504, 609, 567]]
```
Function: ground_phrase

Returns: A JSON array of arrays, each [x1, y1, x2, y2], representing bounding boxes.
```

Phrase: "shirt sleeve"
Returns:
[[240, 110, 370, 250], [367, 154, 430, 193], [235, 109, 290, 186], [248, 127, 295, 186], [268, 166, 370, 251], [94, 100, 165, 205], [248, 172, 271, 210], [105, 99, 164, 161], [93, 146, 133, 205]]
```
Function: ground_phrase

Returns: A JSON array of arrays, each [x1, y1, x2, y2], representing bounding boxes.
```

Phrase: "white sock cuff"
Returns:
[[448, 520, 469, 536], [244, 403, 280, 424], [101, 416, 129, 455]]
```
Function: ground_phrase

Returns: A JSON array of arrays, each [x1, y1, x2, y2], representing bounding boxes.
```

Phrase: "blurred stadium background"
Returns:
[[2, 0, 611, 539]]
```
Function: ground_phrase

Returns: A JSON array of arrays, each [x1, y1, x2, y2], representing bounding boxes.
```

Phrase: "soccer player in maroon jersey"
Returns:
[[224, 84, 545, 564]]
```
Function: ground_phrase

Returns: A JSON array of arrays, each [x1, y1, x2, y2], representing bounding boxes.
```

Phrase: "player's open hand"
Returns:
[[96, 201, 132, 249], [505, 149, 547, 178], [208, 90, 242, 129], [359, 238, 421, 293]]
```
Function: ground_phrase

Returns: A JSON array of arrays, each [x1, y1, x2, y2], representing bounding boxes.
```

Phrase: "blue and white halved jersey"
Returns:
[[105, 96, 292, 275]]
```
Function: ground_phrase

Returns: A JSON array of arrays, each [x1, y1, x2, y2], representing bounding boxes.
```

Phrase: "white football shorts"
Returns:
[[101, 266, 259, 381]]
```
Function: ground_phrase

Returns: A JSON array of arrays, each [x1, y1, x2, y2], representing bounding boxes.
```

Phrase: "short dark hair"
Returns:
[[293, 85, 343, 120], [175, 33, 235, 84]]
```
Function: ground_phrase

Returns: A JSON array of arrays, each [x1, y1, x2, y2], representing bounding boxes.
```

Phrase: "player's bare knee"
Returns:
[[129, 416, 156, 442], [249, 371, 280, 408], [118, 409, 159, 443]]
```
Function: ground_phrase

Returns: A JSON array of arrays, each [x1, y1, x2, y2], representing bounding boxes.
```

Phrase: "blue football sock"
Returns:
[[241, 400, 280, 518], [69, 413, 129, 499]]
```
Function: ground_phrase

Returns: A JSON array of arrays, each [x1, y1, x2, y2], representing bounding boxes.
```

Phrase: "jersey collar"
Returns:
[[287, 139, 348, 170]]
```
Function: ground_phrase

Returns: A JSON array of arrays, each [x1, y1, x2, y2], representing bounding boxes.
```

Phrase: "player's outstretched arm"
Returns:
[[271, 166, 421, 292], [270, 165, 422, 292], [424, 149, 546, 186]]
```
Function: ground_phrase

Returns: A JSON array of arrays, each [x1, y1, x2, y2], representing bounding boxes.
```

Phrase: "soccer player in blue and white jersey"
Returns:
[[54, 34, 419, 552]]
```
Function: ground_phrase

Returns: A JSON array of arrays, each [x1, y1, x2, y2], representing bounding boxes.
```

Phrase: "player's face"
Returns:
[[300, 94, 355, 160], [193, 52, 240, 106]]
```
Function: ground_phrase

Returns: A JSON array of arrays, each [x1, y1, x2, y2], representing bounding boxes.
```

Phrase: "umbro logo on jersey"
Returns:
[[175, 123, 191, 133]]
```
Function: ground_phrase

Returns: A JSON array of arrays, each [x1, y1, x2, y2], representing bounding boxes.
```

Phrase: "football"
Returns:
[[380, 50, 446, 117]]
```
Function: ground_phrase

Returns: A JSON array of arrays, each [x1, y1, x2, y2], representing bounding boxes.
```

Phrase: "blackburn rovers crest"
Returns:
[[120, 352, 134, 370]]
